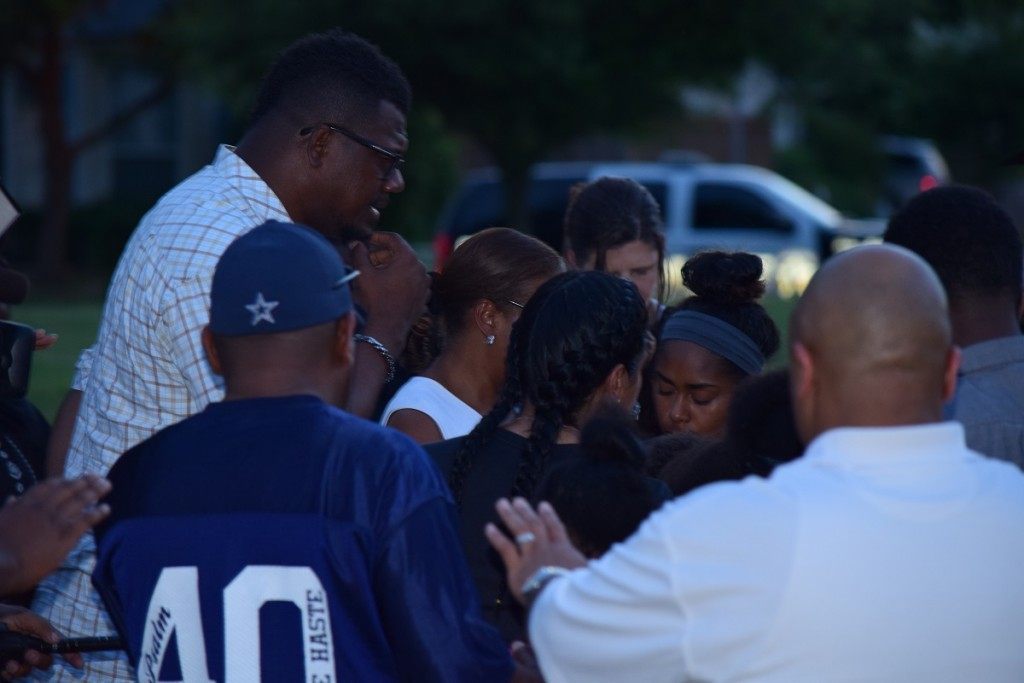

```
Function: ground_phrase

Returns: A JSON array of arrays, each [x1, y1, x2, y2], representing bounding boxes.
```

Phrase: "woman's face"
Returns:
[[582, 240, 661, 301], [649, 339, 742, 438]]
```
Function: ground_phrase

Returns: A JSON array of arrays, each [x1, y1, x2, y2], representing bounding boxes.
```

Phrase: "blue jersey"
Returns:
[[93, 395, 511, 682]]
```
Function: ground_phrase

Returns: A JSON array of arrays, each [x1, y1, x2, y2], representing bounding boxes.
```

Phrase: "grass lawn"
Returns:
[[10, 294, 797, 423], [14, 301, 103, 421]]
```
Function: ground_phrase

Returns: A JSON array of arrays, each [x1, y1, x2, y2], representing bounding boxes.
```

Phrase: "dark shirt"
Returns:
[[428, 429, 670, 642], [93, 395, 511, 683], [0, 397, 48, 498], [428, 429, 581, 642]]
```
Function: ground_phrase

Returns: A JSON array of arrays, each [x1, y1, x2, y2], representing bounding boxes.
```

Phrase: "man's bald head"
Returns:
[[790, 245, 959, 441]]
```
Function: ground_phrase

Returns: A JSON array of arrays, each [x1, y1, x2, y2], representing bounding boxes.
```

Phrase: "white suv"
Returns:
[[434, 160, 882, 298]]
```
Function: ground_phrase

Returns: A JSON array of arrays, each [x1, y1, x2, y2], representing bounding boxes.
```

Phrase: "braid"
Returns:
[[512, 407, 562, 500], [447, 316, 526, 508], [507, 272, 648, 500]]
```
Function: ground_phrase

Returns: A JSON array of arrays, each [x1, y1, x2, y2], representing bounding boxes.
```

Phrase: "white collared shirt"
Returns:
[[531, 422, 1024, 682], [33, 145, 290, 680]]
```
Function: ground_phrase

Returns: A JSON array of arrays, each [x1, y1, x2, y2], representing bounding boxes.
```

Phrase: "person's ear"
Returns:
[[334, 312, 358, 366], [473, 299, 500, 344], [790, 341, 814, 401], [304, 125, 332, 169], [201, 327, 222, 376], [942, 345, 961, 404], [564, 248, 579, 269], [603, 363, 630, 404]]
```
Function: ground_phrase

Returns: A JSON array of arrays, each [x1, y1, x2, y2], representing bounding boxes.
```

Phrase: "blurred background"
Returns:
[[1, 0, 1023, 417]]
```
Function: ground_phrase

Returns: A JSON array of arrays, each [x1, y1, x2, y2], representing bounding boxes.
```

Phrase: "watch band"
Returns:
[[520, 566, 570, 607], [354, 334, 397, 384]]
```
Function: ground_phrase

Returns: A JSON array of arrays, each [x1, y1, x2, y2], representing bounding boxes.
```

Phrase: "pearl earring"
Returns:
[[485, 335, 496, 345]]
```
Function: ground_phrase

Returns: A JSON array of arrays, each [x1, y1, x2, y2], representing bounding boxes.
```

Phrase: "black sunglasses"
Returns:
[[300, 122, 405, 180]]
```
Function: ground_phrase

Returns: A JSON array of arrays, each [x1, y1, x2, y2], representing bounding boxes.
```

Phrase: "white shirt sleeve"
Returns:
[[71, 345, 95, 391], [529, 507, 690, 683]]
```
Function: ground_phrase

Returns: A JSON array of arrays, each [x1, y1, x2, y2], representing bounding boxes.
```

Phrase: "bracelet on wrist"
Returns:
[[520, 566, 570, 607], [354, 334, 397, 384]]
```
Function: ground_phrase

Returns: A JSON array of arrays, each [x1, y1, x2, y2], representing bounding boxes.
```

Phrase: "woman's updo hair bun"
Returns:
[[682, 251, 766, 306], [661, 250, 781, 373]]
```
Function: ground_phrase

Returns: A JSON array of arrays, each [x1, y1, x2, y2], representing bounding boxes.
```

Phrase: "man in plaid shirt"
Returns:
[[33, 30, 428, 680]]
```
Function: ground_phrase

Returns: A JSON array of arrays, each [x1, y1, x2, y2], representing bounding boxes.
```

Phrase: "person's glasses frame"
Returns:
[[299, 122, 405, 180]]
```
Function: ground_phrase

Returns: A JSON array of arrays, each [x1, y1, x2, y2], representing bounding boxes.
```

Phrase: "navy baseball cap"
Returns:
[[209, 220, 358, 336]]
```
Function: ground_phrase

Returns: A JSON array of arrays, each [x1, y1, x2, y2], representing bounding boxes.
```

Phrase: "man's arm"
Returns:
[[45, 390, 81, 478], [344, 233, 429, 418], [45, 344, 95, 477], [487, 497, 686, 683]]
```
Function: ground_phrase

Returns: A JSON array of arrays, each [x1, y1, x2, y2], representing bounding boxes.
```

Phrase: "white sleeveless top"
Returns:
[[380, 376, 483, 441]]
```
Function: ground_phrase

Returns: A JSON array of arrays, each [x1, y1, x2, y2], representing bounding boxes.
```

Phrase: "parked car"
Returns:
[[434, 160, 884, 299], [878, 136, 951, 214]]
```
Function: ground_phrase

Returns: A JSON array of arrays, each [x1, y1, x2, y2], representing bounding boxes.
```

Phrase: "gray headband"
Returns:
[[659, 310, 765, 375]]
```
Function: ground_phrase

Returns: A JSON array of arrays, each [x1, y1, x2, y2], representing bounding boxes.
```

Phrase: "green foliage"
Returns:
[[2, 195, 159, 276], [776, 109, 884, 215], [168, 0, 747, 231]]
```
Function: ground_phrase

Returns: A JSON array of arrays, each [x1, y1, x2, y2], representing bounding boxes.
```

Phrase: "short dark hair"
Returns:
[[534, 409, 666, 558], [884, 185, 1023, 300], [726, 370, 803, 476], [251, 29, 411, 126]]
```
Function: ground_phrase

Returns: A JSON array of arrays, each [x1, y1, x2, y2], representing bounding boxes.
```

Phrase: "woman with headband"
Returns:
[[641, 251, 780, 438]]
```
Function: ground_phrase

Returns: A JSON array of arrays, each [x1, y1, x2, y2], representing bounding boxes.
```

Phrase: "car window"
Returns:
[[450, 183, 504, 235], [448, 177, 586, 250], [692, 182, 793, 233], [885, 153, 928, 175]]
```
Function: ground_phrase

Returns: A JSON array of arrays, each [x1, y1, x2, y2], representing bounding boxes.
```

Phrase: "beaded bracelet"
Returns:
[[354, 334, 397, 384]]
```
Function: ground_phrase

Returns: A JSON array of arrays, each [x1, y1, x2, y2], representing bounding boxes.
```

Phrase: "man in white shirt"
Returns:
[[488, 244, 1024, 682], [33, 30, 428, 680]]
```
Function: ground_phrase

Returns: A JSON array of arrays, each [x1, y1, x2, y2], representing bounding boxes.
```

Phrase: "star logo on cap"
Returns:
[[245, 292, 279, 326]]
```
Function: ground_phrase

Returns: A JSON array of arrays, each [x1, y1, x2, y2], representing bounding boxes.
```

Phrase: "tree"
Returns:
[[170, 0, 753, 235], [0, 0, 176, 279]]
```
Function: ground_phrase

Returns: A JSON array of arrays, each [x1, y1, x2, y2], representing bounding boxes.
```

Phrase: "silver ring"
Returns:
[[515, 532, 536, 545]]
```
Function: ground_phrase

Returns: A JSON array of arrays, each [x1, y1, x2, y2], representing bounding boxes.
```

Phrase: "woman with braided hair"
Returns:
[[427, 270, 653, 642]]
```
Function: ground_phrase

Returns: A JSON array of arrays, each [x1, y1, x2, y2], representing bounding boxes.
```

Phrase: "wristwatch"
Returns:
[[520, 566, 570, 607]]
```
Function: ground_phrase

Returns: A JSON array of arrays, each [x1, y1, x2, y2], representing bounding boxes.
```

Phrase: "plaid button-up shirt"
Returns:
[[32, 145, 290, 680]]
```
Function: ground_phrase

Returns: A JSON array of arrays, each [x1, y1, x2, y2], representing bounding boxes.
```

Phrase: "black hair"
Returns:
[[654, 438, 750, 497], [645, 431, 710, 477], [534, 409, 664, 558], [725, 370, 803, 476], [402, 228, 563, 373], [884, 185, 1023, 301], [563, 177, 666, 297], [447, 271, 648, 507], [250, 29, 411, 126], [676, 251, 780, 364]]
